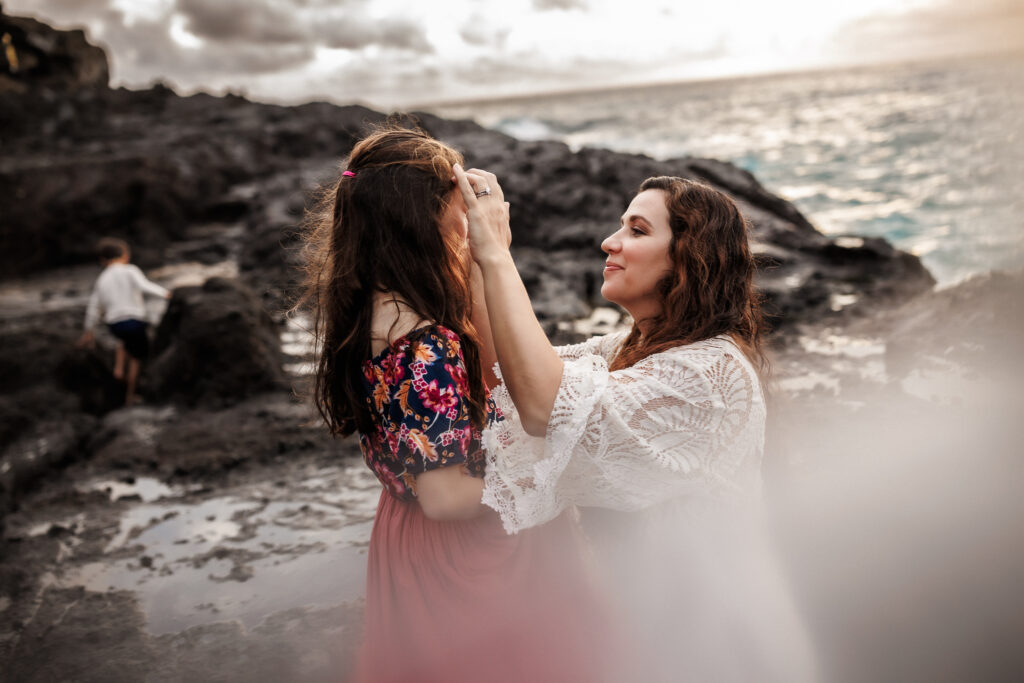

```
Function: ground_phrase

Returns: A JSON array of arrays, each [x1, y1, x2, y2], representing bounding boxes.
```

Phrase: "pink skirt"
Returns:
[[353, 489, 605, 683]]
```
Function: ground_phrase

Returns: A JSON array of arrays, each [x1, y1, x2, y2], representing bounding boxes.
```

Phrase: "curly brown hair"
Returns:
[[610, 177, 768, 373]]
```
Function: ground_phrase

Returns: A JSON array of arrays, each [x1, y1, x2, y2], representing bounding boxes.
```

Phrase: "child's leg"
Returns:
[[125, 357, 140, 405], [113, 344, 126, 380]]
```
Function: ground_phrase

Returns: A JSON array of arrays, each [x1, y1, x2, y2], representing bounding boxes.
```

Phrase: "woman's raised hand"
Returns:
[[453, 164, 512, 264]]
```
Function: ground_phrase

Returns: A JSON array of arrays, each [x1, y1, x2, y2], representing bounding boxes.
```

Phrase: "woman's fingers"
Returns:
[[452, 164, 478, 205], [454, 164, 511, 262], [466, 168, 504, 202], [454, 165, 495, 205]]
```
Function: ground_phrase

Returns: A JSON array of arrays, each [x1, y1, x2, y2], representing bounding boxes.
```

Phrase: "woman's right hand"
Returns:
[[453, 164, 512, 264]]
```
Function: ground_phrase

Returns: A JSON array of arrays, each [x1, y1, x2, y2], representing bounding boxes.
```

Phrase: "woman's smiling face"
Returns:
[[600, 189, 674, 323]]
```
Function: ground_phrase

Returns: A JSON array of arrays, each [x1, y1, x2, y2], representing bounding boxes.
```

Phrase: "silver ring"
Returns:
[[475, 187, 491, 198]]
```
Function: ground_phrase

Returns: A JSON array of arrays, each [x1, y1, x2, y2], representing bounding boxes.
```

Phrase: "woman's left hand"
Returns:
[[453, 164, 512, 264]]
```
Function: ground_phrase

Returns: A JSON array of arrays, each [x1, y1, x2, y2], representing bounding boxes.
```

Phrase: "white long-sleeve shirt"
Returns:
[[84, 262, 169, 329]]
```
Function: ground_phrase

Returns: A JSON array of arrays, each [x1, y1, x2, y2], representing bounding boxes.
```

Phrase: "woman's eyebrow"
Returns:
[[620, 213, 650, 225]]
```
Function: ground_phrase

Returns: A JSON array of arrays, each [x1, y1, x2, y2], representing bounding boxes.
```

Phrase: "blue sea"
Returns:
[[430, 54, 1024, 286]]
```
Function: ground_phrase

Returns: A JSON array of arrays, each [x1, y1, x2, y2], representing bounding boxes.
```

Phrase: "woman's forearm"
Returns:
[[469, 263, 500, 390], [453, 163, 563, 434], [478, 251, 563, 436]]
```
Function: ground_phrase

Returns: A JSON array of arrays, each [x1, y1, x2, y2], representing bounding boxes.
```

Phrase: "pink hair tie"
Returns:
[[342, 170, 355, 177]]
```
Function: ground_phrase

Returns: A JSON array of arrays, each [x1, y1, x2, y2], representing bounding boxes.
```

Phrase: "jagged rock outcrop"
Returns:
[[0, 5, 935, 331], [0, 90, 934, 331], [410, 115, 935, 330], [0, 7, 108, 92]]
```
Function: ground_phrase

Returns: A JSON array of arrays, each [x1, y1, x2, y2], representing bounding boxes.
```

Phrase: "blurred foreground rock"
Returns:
[[766, 269, 1024, 683], [875, 269, 1024, 380]]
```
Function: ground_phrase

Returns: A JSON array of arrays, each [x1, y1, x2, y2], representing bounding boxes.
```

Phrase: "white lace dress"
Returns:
[[482, 332, 817, 682]]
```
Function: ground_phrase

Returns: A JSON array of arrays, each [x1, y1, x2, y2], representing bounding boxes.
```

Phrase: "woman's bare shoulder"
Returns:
[[369, 293, 432, 356]]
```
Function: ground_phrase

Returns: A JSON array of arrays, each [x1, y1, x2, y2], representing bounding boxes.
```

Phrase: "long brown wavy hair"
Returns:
[[299, 124, 487, 437], [609, 176, 768, 373]]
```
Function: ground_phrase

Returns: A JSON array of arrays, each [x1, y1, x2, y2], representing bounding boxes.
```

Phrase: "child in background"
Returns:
[[77, 237, 170, 405]]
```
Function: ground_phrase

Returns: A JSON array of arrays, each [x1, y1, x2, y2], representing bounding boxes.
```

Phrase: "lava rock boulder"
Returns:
[[148, 277, 285, 407]]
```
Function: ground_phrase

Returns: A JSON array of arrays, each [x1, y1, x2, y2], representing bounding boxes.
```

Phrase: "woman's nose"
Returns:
[[601, 234, 619, 254]]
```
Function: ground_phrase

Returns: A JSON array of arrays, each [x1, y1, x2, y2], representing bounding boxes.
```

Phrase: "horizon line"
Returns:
[[409, 47, 1024, 111]]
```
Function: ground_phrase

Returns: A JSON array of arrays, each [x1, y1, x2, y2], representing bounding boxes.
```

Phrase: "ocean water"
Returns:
[[430, 54, 1024, 286]]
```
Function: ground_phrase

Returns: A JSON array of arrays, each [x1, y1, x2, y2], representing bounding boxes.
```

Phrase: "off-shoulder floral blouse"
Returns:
[[359, 324, 499, 501]]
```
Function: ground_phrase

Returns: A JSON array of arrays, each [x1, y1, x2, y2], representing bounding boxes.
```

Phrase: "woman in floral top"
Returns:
[[301, 124, 601, 682], [358, 324, 491, 501]]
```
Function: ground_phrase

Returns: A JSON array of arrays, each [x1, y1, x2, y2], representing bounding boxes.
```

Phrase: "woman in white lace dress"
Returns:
[[452, 165, 817, 681]]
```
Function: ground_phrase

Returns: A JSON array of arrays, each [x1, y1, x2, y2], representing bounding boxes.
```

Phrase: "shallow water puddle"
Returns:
[[82, 476, 176, 503], [46, 462, 380, 635]]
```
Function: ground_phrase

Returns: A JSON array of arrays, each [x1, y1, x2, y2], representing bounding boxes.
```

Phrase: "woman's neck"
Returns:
[[634, 316, 657, 341]]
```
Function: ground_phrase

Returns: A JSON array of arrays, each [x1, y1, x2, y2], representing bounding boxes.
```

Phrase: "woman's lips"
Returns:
[[603, 263, 623, 272]]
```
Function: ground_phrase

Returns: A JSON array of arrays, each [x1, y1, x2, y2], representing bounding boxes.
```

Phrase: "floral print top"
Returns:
[[359, 324, 500, 501]]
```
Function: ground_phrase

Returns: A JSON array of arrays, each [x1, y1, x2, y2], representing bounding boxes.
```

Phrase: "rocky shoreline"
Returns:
[[2, 10, 1021, 682]]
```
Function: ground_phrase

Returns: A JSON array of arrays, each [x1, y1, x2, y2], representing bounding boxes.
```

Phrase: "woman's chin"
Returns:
[[600, 283, 621, 306]]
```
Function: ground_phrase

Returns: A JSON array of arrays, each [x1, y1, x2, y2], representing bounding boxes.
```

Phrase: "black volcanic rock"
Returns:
[[0, 16, 935, 330], [0, 9, 108, 92], [0, 8, 942, 494], [0, 304, 87, 445], [0, 82, 387, 275], [148, 277, 285, 407], [407, 113, 934, 330], [56, 347, 125, 415]]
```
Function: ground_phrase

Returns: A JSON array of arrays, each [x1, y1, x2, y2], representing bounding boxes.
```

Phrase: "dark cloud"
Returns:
[[170, 0, 430, 53], [175, 0, 432, 52], [177, 0, 308, 44], [35, 0, 110, 11], [532, 0, 587, 10], [100, 11, 315, 81], [4, 0, 434, 95], [317, 17, 433, 52]]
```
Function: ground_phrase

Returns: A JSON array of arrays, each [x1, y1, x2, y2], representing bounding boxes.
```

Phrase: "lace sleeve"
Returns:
[[482, 337, 765, 534], [554, 330, 628, 362]]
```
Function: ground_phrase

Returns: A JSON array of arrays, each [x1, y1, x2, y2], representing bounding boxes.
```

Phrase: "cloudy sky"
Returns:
[[7, 0, 1023, 107]]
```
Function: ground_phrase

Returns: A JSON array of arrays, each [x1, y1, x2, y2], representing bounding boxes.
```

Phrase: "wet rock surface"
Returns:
[[2, 269, 1018, 681], [0, 444, 371, 682], [1, 10, 1015, 682]]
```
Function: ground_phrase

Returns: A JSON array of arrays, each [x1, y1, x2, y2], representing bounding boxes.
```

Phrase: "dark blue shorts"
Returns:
[[108, 319, 150, 360]]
